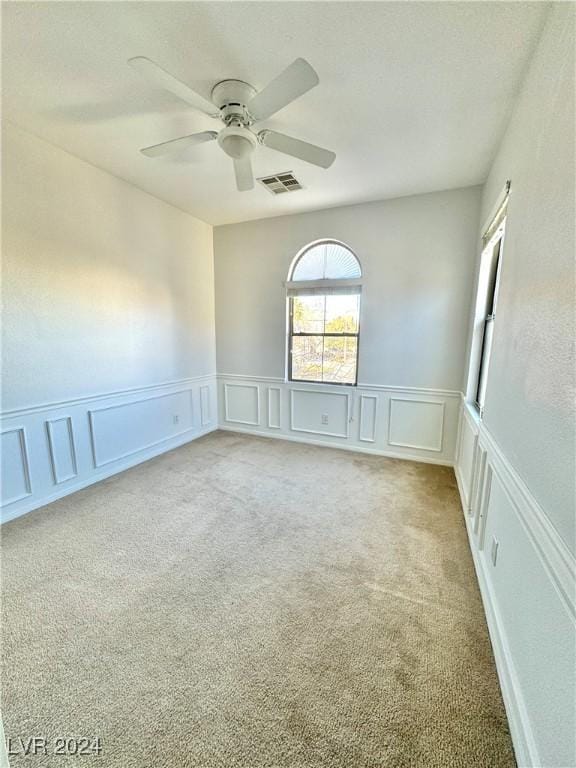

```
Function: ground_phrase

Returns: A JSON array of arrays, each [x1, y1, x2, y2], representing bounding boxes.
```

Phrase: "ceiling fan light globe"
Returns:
[[217, 125, 256, 161], [221, 134, 252, 159]]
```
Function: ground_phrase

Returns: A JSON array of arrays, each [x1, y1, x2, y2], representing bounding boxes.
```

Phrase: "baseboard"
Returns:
[[1, 425, 217, 525], [218, 425, 454, 466]]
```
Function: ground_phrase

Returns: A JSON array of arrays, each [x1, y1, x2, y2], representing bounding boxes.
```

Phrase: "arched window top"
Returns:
[[290, 240, 361, 281]]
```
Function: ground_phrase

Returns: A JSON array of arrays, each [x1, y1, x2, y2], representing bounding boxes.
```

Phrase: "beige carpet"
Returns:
[[2, 431, 515, 767]]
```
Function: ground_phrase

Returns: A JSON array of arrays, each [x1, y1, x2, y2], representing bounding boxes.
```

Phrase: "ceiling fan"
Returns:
[[128, 56, 336, 192]]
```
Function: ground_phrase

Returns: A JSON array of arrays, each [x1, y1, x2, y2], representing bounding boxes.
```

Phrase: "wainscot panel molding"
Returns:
[[290, 389, 350, 439], [388, 397, 445, 452], [200, 385, 211, 427], [0, 375, 218, 524], [455, 397, 576, 768], [358, 395, 377, 443], [88, 388, 196, 468], [0, 428, 32, 506], [217, 375, 460, 465], [223, 383, 260, 426], [46, 416, 78, 484], [267, 387, 281, 429]]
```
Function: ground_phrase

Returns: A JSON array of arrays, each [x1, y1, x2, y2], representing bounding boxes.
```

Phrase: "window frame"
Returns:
[[470, 205, 507, 415], [287, 297, 361, 387], [286, 240, 362, 387], [474, 235, 503, 411]]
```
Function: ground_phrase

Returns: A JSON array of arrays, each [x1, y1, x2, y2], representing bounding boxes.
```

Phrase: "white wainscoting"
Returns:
[[223, 383, 260, 426], [290, 388, 350, 439], [455, 398, 576, 768], [388, 397, 445, 451], [0, 428, 32, 506], [217, 375, 461, 465], [267, 387, 281, 429], [46, 416, 78, 484], [359, 395, 377, 443], [0, 375, 218, 524]]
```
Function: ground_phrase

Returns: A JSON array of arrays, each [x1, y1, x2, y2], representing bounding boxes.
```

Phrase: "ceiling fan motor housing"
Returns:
[[211, 79, 256, 125]]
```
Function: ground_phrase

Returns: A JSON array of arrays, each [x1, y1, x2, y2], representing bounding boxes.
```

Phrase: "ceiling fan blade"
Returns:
[[140, 131, 218, 158], [247, 58, 319, 121], [234, 156, 254, 192], [259, 130, 335, 169], [128, 57, 219, 117]]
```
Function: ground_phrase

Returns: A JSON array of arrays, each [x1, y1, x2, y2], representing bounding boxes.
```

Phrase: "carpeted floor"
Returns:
[[1, 431, 515, 767]]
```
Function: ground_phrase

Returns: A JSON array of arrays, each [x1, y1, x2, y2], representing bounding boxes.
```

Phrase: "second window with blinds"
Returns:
[[286, 240, 362, 385]]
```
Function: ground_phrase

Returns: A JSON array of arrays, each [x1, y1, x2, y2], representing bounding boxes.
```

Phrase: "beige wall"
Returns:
[[214, 186, 481, 390], [473, 4, 575, 553], [2, 122, 216, 411]]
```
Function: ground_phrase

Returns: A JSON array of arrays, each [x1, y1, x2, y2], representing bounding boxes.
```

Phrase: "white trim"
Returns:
[[218, 373, 284, 383], [359, 383, 459, 397], [480, 179, 511, 241], [267, 387, 282, 429], [1, 374, 216, 419], [218, 374, 460, 464], [2, 376, 217, 525], [87, 387, 195, 468], [1, 425, 216, 525], [0, 427, 33, 504], [200, 385, 211, 427], [217, 373, 461, 398], [223, 383, 261, 426], [461, 395, 481, 428], [471, 446, 487, 526], [46, 416, 78, 484], [455, 396, 576, 767], [463, 511, 539, 768], [387, 397, 445, 452], [476, 462, 492, 550], [289, 388, 350, 439], [454, 398, 480, 511], [461, 435, 479, 511], [219, 425, 453, 466], [358, 394, 377, 443], [480, 421, 576, 622], [460, 396, 575, 621]]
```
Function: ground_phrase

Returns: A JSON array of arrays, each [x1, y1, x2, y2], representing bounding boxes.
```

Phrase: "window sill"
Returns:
[[463, 399, 482, 425], [287, 379, 357, 388]]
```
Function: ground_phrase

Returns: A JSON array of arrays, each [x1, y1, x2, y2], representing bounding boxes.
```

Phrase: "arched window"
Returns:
[[287, 240, 361, 385]]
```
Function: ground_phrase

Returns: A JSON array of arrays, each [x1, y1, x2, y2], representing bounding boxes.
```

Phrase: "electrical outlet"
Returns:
[[491, 536, 499, 566], [173, 414, 179, 425], [321, 414, 329, 425]]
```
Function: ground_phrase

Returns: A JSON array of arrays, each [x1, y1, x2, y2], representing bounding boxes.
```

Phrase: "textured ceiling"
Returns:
[[2, 1, 548, 225]]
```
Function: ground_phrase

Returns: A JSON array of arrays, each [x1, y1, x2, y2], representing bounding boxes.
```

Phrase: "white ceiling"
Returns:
[[2, 2, 548, 225]]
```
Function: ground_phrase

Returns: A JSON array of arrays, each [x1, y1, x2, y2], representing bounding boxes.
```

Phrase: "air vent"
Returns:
[[257, 172, 303, 195]]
